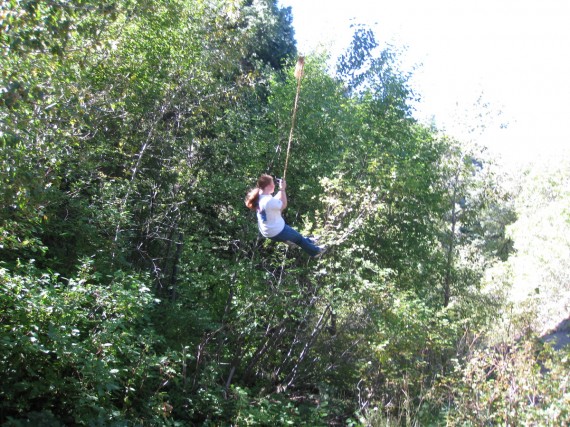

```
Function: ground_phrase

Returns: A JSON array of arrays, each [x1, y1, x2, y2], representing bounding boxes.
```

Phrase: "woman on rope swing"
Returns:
[[245, 174, 326, 258]]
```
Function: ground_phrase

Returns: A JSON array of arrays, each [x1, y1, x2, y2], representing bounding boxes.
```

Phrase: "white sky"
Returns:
[[278, 0, 570, 167]]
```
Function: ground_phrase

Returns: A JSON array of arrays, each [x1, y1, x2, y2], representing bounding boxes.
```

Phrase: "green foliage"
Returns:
[[2, 0, 555, 425], [0, 260, 172, 424], [439, 339, 570, 426], [513, 160, 570, 328], [239, 0, 297, 70], [485, 157, 570, 337], [230, 386, 329, 426]]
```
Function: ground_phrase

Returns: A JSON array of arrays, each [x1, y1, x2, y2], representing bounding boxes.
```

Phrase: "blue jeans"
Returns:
[[270, 225, 320, 257]]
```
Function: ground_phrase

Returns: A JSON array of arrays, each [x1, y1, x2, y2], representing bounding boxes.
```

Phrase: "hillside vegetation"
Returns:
[[1, 1, 568, 425]]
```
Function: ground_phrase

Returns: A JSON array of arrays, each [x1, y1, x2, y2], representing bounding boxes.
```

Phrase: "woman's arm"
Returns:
[[275, 179, 288, 210]]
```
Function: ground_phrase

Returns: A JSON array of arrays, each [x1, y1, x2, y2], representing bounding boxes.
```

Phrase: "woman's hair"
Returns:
[[245, 174, 273, 211]]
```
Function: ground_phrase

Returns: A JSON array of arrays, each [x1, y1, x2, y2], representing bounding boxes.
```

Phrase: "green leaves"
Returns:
[[0, 261, 167, 423], [442, 339, 570, 426], [0, 1, 532, 425]]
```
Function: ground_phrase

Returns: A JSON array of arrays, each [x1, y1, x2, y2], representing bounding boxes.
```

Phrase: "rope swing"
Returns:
[[282, 56, 305, 181]]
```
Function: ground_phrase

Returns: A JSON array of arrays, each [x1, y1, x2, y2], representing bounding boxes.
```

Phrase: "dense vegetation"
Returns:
[[1, 0, 568, 425]]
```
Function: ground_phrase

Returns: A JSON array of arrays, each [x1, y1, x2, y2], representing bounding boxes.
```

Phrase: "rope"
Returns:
[[283, 56, 305, 181]]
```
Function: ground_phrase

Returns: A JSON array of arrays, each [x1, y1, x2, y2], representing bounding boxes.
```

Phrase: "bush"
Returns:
[[441, 338, 570, 426], [0, 259, 171, 425]]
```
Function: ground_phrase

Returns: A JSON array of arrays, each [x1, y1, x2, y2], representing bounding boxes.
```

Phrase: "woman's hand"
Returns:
[[278, 179, 287, 191]]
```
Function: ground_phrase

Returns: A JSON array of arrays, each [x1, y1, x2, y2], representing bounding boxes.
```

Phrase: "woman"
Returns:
[[245, 174, 326, 257]]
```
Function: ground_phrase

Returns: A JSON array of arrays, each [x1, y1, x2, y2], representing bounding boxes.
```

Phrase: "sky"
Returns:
[[277, 0, 570, 167]]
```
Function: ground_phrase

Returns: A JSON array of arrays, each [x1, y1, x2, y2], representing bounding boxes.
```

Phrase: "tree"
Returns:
[[1, 2, 523, 424], [487, 156, 570, 336]]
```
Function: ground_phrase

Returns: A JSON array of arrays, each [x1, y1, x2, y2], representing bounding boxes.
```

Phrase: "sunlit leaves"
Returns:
[[0, 261, 170, 423]]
